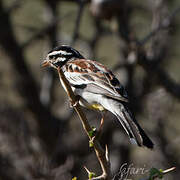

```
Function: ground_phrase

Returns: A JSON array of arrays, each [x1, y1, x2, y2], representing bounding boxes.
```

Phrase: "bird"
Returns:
[[41, 45, 154, 149]]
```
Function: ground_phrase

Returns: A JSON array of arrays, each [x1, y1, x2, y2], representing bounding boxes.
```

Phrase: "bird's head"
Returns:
[[41, 45, 84, 69]]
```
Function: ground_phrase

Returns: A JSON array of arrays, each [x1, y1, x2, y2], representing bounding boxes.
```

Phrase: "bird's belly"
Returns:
[[60, 80, 106, 111], [82, 102, 105, 111], [78, 91, 106, 111]]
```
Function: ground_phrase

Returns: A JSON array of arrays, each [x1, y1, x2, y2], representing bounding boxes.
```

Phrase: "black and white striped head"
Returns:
[[42, 45, 84, 68]]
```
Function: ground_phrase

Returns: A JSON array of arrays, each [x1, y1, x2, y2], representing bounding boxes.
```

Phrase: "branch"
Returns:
[[21, 20, 57, 49], [156, 67, 180, 99], [40, 0, 59, 107], [142, 167, 176, 180], [89, 18, 103, 59], [161, 167, 176, 175], [0, 0, 62, 153], [136, 2, 180, 100], [6, 0, 22, 14], [57, 67, 111, 180], [138, 6, 180, 46], [138, 50, 180, 100], [21, 12, 73, 49], [70, 0, 86, 46]]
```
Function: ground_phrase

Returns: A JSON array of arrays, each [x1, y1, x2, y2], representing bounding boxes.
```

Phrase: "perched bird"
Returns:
[[42, 45, 154, 149]]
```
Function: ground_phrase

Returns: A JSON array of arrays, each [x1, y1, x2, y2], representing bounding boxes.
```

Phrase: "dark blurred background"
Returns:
[[0, 0, 180, 179]]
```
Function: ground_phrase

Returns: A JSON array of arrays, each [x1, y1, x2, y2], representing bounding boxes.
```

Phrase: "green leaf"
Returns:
[[89, 172, 96, 179], [89, 140, 94, 147], [149, 168, 163, 180], [88, 127, 96, 138]]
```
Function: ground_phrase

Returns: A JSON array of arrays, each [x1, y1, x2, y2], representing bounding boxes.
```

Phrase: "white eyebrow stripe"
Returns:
[[55, 57, 66, 62], [49, 50, 72, 56]]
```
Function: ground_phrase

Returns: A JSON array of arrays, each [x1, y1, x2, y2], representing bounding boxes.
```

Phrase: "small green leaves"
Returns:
[[89, 140, 94, 147], [84, 166, 96, 180], [89, 172, 96, 179], [88, 127, 96, 138], [149, 168, 163, 180], [88, 127, 96, 147]]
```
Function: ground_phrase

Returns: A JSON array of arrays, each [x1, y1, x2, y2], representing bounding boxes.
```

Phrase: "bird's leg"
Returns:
[[69, 95, 81, 107]]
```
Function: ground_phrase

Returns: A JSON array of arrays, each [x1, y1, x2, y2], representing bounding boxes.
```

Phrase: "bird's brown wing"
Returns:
[[63, 59, 129, 102]]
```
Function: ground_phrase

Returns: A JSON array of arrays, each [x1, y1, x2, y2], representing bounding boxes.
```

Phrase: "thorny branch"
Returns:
[[57, 67, 111, 180]]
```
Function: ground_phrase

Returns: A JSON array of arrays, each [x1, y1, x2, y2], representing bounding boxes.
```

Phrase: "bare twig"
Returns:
[[57, 67, 111, 180], [138, 45, 180, 100], [70, 0, 86, 46], [138, 6, 180, 46], [156, 67, 180, 99], [136, 2, 180, 100], [89, 18, 103, 59], [162, 167, 176, 175], [21, 21, 57, 49], [21, 12, 74, 49]]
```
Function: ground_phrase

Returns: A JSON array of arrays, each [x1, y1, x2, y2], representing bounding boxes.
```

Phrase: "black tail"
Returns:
[[115, 103, 154, 149]]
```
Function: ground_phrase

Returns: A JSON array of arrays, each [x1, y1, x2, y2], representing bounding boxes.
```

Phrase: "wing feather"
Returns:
[[63, 59, 129, 102]]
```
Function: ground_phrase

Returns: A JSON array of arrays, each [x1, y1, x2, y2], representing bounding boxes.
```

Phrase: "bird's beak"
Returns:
[[41, 60, 50, 68]]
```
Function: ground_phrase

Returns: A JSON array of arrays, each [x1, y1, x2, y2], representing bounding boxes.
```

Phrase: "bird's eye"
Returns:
[[49, 55, 54, 59], [49, 54, 62, 59]]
